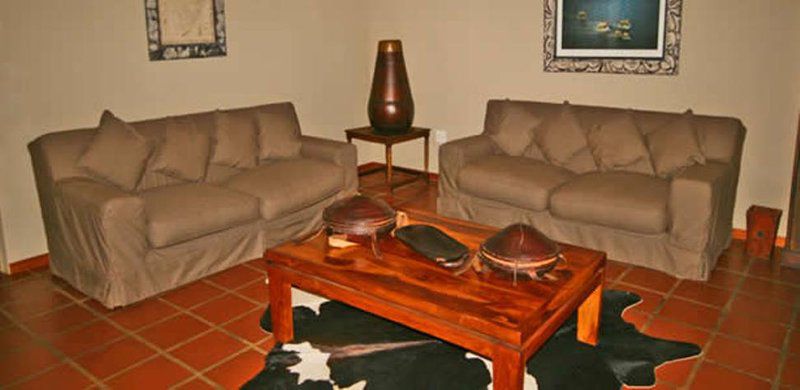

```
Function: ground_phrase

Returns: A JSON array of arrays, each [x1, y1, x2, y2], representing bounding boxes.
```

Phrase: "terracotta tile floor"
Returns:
[[0, 168, 798, 389]]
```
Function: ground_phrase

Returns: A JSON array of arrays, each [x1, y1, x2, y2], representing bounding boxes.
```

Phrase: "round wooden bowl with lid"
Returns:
[[323, 195, 397, 258], [477, 223, 562, 280]]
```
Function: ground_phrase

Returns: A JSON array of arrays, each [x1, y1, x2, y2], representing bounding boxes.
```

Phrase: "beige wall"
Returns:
[[364, 0, 800, 234], [2, 0, 799, 266], [0, 0, 370, 264]]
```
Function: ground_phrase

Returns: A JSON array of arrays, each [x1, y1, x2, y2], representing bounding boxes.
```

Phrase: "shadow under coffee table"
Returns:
[[264, 209, 606, 390]]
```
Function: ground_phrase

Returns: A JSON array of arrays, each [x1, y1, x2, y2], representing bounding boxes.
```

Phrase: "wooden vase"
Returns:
[[368, 40, 414, 135]]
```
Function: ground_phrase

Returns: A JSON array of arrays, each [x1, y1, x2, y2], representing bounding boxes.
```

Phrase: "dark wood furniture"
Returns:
[[746, 206, 783, 260], [782, 113, 800, 268], [265, 209, 606, 390], [345, 126, 430, 191]]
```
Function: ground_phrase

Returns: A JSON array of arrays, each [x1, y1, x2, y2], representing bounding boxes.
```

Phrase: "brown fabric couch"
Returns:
[[438, 100, 746, 280], [29, 102, 358, 308]]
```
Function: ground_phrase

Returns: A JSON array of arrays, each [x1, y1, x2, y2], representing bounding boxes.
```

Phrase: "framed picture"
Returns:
[[145, 0, 227, 61], [543, 0, 683, 75]]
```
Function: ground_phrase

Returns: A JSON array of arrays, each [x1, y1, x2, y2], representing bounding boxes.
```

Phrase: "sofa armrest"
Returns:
[[438, 134, 496, 197], [300, 135, 358, 193], [668, 162, 735, 252], [53, 177, 149, 274]]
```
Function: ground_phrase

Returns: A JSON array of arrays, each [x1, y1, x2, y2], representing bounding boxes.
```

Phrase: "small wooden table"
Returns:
[[345, 126, 430, 190], [265, 209, 605, 389]]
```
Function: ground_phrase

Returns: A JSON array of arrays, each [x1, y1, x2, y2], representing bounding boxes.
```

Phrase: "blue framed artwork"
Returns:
[[145, 0, 227, 61], [544, 0, 683, 75]]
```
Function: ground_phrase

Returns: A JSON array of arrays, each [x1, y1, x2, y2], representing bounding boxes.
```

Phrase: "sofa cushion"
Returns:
[[257, 108, 302, 160], [77, 110, 153, 192], [550, 172, 670, 234], [536, 102, 589, 167], [142, 183, 260, 248], [151, 117, 211, 182], [224, 158, 344, 220], [587, 111, 654, 175], [211, 110, 259, 169], [458, 155, 574, 211], [486, 103, 541, 157], [646, 110, 706, 178]]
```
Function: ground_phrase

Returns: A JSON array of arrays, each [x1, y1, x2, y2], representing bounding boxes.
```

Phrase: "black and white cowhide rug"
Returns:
[[244, 289, 700, 390]]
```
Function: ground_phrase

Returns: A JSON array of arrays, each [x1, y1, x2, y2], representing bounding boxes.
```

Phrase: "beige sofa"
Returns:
[[29, 102, 357, 308], [438, 100, 745, 280]]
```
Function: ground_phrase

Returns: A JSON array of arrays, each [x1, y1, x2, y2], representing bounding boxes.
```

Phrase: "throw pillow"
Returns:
[[257, 110, 303, 160], [211, 110, 258, 168], [486, 103, 541, 157], [646, 110, 706, 178], [536, 102, 589, 167], [151, 117, 211, 182], [77, 110, 153, 192], [587, 111, 654, 175]]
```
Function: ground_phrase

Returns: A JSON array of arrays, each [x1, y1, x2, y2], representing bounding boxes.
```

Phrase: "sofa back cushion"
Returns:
[[257, 103, 303, 160], [586, 110, 654, 175], [484, 100, 745, 177]]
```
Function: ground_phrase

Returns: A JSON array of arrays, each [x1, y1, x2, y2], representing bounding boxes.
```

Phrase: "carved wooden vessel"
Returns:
[[478, 223, 562, 280], [322, 195, 397, 258]]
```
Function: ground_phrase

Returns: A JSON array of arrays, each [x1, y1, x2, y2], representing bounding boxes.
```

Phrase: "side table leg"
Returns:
[[492, 347, 524, 390], [577, 281, 603, 346], [267, 269, 294, 343], [385, 144, 393, 188], [424, 134, 430, 183]]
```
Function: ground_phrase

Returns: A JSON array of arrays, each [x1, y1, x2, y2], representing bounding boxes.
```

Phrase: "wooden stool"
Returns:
[[746, 205, 782, 259]]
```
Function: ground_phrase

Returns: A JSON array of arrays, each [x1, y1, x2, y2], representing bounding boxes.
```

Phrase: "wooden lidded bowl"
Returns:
[[323, 195, 397, 258], [478, 223, 562, 279]]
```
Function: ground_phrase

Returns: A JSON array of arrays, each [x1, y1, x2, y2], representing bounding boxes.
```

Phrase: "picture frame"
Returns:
[[543, 0, 683, 75], [145, 0, 227, 61]]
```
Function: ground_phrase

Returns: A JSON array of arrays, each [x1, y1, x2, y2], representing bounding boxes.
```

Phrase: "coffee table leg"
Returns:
[[577, 282, 603, 346], [493, 347, 524, 390], [267, 269, 294, 343]]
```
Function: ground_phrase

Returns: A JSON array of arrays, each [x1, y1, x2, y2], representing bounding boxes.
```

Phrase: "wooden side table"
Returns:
[[345, 126, 430, 191]]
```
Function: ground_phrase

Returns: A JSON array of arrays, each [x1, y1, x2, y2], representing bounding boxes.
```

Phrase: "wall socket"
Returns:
[[434, 130, 448, 144]]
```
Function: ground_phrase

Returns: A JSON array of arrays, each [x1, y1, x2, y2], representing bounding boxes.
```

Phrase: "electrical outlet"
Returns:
[[435, 130, 448, 144]]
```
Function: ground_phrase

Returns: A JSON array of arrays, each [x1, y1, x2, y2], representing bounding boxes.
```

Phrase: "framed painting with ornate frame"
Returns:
[[543, 0, 682, 75], [145, 0, 227, 61]]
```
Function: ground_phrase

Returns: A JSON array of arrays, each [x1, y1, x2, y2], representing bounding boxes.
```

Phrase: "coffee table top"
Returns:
[[264, 209, 605, 348]]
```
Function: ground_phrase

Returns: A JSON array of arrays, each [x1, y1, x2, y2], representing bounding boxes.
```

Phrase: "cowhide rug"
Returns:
[[244, 289, 700, 389]]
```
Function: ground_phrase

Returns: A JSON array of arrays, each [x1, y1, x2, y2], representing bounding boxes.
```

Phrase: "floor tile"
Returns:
[[729, 294, 794, 325], [658, 297, 722, 330], [706, 268, 745, 290], [22, 304, 97, 336], [789, 329, 800, 355], [0, 345, 63, 386], [137, 314, 211, 350], [0, 325, 34, 351], [205, 349, 264, 388], [169, 330, 246, 370], [191, 294, 257, 325], [621, 308, 651, 331], [620, 267, 677, 293], [175, 378, 217, 389], [1, 287, 74, 320], [781, 355, 800, 387], [206, 265, 265, 290], [9, 363, 93, 390], [706, 335, 780, 379], [161, 281, 225, 309], [749, 258, 800, 285], [739, 277, 800, 305], [645, 317, 711, 347], [74, 337, 156, 379], [719, 314, 788, 349], [604, 260, 630, 282], [611, 283, 665, 313], [235, 279, 270, 304], [108, 299, 178, 331], [47, 320, 123, 357], [655, 357, 698, 387], [243, 258, 269, 274], [672, 280, 733, 307], [690, 361, 770, 390], [223, 309, 269, 343], [0, 311, 12, 328], [715, 241, 750, 272], [105, 356, 191, 390]]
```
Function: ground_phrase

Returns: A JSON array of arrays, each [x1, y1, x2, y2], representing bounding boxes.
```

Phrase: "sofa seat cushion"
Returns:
[[458, 155, 574, 211], [142, 183, 261, 248], [224, 158, 344, 220], [550, 172, 670, 234]]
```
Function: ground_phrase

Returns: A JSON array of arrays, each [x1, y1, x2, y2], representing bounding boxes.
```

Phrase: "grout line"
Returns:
[[772, 299, 799, 390]]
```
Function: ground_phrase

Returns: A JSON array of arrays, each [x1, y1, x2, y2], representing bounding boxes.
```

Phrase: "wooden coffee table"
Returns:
[[264, 209, 606, 389]]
